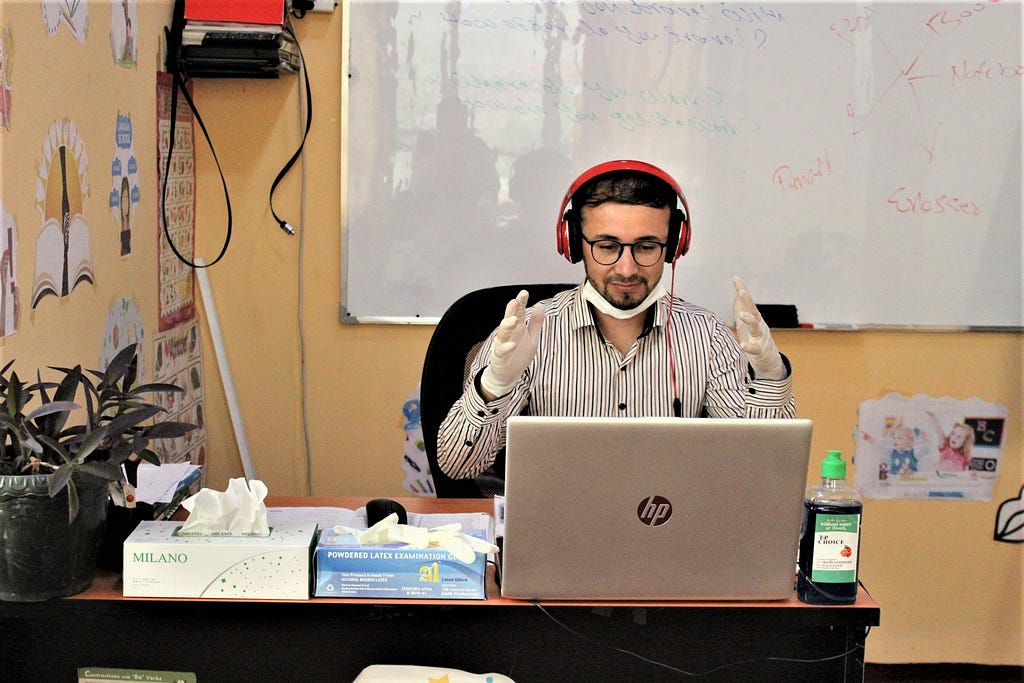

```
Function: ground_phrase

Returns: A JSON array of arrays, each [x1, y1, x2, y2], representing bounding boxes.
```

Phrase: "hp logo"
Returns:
[[637, 495, 673, 527]]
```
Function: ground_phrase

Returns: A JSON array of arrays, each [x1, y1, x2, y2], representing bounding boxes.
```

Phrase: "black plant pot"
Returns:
[[0, 472, 110, 602]]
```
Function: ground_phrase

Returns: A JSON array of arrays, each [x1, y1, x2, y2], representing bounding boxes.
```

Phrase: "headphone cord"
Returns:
[[268, 18, 311, 237], [668, 261, 681, 417]]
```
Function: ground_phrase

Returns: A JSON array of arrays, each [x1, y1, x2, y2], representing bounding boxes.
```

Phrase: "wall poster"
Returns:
[[33, 118, 93, 308], [155, 71, 195, 331], [153, 320, 206, 472], [854, 393, 1009, 501]]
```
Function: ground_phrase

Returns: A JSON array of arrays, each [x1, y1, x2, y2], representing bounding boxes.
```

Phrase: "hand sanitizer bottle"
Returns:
[[797, 450, 863, 604]]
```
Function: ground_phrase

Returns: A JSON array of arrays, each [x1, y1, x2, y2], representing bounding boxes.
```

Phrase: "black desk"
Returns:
[[1, 497, 880, 682]]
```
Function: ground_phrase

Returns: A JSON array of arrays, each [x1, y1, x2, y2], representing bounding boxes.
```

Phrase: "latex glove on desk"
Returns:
[[732, 276, 787, 380], [334, 514, 498, 564], [479, 289, 546, 400]]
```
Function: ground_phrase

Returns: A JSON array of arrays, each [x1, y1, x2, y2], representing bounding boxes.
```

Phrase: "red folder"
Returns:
[[184, 0, 284, 26]]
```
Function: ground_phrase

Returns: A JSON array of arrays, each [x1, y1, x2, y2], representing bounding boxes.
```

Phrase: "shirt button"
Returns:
[[748, 388, 757, 395], [618, 403, 627, 411], [477, 410, 486, 416], [490, 408, 499, 415], [464, 440, 473, 447]]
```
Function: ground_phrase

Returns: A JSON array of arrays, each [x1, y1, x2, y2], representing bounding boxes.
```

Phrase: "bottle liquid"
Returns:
[[797, 449, 863, 604]]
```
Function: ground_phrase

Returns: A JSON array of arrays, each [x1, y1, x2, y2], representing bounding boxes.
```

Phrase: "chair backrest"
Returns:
[[420, 284, 576, 497]]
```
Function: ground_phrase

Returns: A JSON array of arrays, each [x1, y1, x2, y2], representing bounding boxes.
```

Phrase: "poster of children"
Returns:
[[854, 393, 1009, 501]]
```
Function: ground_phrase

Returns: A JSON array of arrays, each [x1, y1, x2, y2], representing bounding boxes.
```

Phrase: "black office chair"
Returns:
[[420, 283, 576, 498]]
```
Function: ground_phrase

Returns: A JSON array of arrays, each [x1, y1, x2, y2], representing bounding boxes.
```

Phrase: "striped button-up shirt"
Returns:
[[437, 285, 796, 480]]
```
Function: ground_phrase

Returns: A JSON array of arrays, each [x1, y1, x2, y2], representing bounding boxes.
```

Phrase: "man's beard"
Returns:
[[601, 277, 650, 309]]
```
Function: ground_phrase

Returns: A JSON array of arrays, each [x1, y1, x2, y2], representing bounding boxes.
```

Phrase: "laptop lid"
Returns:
[[500, 416, 813, 601]]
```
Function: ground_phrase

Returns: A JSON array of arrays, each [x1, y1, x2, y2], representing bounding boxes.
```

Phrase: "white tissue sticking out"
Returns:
[[178, 477, 270, 536], [334, 513, 498, 564]]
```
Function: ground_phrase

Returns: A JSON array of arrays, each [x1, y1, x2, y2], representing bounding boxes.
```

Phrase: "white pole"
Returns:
[[194, 258, 256, 481]]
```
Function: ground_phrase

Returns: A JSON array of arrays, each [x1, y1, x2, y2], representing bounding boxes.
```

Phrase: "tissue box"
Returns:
[[314, 530, 487, 600], [123, 521, 318, 599]]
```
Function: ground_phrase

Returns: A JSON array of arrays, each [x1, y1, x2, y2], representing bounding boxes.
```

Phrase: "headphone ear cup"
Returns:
[[562, 209, 583, 263], [664, 208, 683, 262], [556, 210, 571, 262], [677, 214, 691, 259]]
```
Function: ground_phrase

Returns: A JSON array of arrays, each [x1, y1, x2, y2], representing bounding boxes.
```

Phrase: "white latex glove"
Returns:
[[479, 290, 546, 399], [732, 276, 786, 380], [333, 515, 498, 564]]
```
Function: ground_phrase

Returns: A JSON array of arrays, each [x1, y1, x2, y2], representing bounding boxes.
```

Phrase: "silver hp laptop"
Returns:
[[500, 416, 813, 601]]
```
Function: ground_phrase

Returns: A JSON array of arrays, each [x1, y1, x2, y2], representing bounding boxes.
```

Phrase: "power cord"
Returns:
[[162, 6, 315, 489], [161, 13, 312, 268], [290, 22, 315, 496], [796, 567, 866, 603], [289, 0, 315, 20], [268, 17, 312, 237], [528, 601, 872, 678], [159, 61, 233, 268]]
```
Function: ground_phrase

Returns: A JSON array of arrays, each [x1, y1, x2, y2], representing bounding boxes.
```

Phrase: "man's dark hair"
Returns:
[[573, 170, 677, 211]]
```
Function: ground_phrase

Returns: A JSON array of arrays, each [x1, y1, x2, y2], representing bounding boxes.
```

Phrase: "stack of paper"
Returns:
[[136, 462, 203, 519]]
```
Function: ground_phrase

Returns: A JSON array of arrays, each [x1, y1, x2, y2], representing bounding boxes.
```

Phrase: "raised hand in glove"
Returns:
[[732, 276, 787, 380], [479, 290, 547, 399]]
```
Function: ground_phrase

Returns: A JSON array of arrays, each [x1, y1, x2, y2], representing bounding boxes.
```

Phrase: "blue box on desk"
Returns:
[[313, 530, 487, 600]]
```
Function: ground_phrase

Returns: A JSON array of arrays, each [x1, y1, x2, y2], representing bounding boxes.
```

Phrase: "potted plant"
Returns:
[[0, 343, 196, 601]]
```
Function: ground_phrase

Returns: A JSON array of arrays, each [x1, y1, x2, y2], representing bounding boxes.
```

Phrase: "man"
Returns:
[[437, 160, 795, 490]]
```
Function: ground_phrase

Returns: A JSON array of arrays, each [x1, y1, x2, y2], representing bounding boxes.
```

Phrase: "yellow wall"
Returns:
[[2, 1, 1021, 667], [0, 0, 166, 371]]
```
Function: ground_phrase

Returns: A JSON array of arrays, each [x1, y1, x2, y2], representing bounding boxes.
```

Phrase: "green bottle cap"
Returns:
[[821, 449, 847, 479]]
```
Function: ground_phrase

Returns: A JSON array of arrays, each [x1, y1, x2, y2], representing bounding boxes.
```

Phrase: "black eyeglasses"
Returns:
[[581, 236, 667, 266]]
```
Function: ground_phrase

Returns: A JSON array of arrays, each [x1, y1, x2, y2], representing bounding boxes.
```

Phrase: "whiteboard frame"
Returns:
[[337, 0, 1024, 330]]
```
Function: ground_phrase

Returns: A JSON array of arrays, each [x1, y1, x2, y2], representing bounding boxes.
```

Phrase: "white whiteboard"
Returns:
[[342, 1, 1022, 327]]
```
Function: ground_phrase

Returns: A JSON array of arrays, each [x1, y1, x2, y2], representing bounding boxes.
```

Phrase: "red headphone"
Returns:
[[555, 160, 691, 264]]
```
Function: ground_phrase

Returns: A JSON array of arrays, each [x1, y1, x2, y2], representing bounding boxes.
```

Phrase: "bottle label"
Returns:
[[810, 513, 860, 583]]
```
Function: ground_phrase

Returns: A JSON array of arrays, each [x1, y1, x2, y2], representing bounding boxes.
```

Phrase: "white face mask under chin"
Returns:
[[582, 279, 667, 320]]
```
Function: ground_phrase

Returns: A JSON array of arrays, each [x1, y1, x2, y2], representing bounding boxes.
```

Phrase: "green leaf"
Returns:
[[7, 372, 23, 416], [109, 441, 133, 464], [78, 460, 123, 482], [65, 479, 80, 523], [25, 400, 80, 421], [129, 382, 186, 396], [122, 355, 139, 394], [35, 434, 69, 461], [58, 424, 86, 439], [48, 463, 74, 497], [82, 368, 103, 383], [138, 449, 161, 466], [35, 372, 54, 411], [143, 421, 198, 439], [20, 429, 44, 454], [104, 405, 162, 435], [103, 344, 138, 388], [74, 425, 110, 462], [78, 375, 100, 427], [54, 366, 81, 402]]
